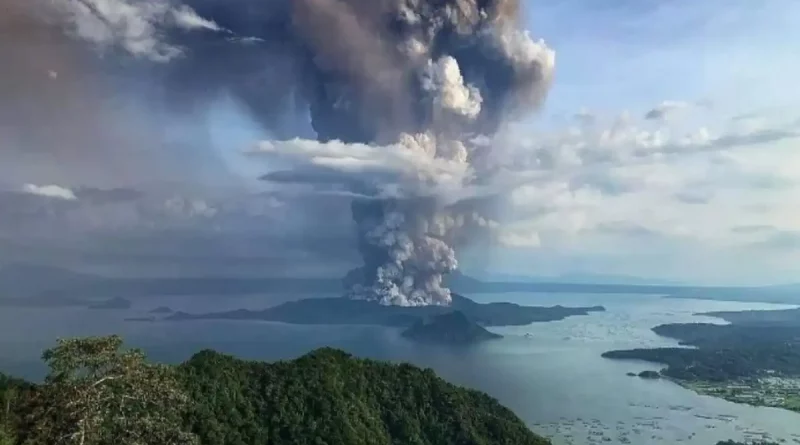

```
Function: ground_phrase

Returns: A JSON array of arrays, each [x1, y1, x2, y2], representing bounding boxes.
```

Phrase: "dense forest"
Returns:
[[0, 336, 549, 445], [180, 347, 545, 445], [602, 321, 800, 381]]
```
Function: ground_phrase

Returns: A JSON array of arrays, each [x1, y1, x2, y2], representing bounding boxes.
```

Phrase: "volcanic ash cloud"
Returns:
[[34, 0, 556, 306], [249, 0, 555, 306]]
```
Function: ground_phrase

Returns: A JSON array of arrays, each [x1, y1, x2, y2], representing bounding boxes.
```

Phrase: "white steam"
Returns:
[[49, 0, 223, 61]]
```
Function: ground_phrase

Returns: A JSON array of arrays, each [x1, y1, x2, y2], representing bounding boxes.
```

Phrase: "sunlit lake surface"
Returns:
[[2, 291, 799, 445]]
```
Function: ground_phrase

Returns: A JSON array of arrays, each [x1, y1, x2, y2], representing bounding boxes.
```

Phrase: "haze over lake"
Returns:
[[1, 292, 799, 445]]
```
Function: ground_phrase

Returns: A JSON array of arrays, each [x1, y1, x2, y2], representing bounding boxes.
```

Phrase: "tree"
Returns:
[[0, 373, 25, 445], [0, 428, 14, 445], [23, 335, 196, 445]]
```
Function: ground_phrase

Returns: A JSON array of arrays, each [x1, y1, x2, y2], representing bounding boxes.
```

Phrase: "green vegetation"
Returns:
[[0, 336, 549, 445], [636, 370, 660, 379], [603, 323, 800, 382], [17, 336, 196, 445], [603, 309, 800, 413], [180, 347, 547, 445], [1, 373, 31, 445]]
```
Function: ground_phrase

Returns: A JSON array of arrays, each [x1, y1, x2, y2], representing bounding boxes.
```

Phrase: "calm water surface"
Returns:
[[1, 292, 799, 445]]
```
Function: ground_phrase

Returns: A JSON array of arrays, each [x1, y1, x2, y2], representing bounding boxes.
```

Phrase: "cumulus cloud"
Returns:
[[22, 184, 77, 200], [475, 107, 800, 251]]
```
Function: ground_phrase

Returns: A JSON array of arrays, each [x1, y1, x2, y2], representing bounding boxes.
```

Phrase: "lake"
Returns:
[[1, 292, 799, 445]]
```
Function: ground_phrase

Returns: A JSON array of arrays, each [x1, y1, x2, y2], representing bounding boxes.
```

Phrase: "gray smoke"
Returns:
[[32, 0, 555, 306]]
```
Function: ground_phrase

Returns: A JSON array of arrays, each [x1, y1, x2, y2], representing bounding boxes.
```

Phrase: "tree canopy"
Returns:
[[19, 335, 196, 445], [0, 337, 550, 445], [179, 347, 547, 445]]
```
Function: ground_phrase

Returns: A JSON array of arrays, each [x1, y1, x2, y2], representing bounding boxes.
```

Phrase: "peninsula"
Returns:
[[603, 307, 800, 412]]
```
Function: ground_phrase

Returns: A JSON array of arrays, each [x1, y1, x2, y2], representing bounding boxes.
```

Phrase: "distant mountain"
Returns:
[[665, 285, 800, 304], [700, 307, 800, 327], [166, 293, 605, 327], [765, 283, 800, 292], [33, 274, 342, 300], [402, 311, 502, 344], [0, 263, 94, 299], [550, 273, 685, 286], [447, 271, 687, 295], [3, 264, 798, 307], [450, 271, 800, 303], [469, 271, 684, 286]]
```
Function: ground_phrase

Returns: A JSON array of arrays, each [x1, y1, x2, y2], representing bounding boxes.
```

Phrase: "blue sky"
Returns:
[[457, 0, 800, 284], [529, 0, 800, 115]]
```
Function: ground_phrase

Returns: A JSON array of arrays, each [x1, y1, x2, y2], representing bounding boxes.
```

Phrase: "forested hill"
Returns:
[[0, 336, 549, 445], [179, 348, 548, 445]]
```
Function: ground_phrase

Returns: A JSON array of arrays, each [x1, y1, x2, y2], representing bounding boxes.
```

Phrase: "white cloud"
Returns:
[[52, 0, 222, 62], [170, 5, 222, 31], [243, 104, 800, 257], [22, 184, 77, 200], [497, 230, 541, 248], [249, 136, 471, 202], [484, 107, 800, 251]]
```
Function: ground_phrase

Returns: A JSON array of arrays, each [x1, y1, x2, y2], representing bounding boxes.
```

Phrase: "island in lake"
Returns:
[[166, 293, 605, 328], [87, 297, 132, 310], [603, 307, 800, 412], [148, 306, 173, 314], [637, 370, 661, 379], [401, 311, 502, 345]]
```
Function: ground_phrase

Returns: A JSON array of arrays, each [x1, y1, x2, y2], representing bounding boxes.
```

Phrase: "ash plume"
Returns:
[[30, 0, 555, 306]]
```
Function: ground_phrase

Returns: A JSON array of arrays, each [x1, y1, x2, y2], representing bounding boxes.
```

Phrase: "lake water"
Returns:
[[2, 292, 800, 445]]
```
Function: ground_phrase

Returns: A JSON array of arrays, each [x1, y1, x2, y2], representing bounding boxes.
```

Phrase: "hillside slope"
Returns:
[[402, 311, 503, 345], [179, 348, 549, 445]]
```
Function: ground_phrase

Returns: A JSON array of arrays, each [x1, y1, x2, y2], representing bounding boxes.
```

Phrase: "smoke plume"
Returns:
[[20, 0, 555, 306]]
